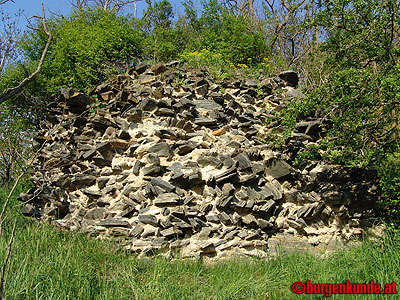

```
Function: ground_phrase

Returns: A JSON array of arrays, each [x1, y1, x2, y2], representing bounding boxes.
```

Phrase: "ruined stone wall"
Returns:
[[19, 62, 379, 258]]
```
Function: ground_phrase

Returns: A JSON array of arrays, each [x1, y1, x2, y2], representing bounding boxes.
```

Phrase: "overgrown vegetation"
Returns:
[[20, 8, 144, 97], [272, 0, 400, 220]]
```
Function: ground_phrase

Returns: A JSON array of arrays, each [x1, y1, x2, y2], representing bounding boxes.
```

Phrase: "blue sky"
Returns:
[[2, 0, 187, 29], [2, 0, 71, 20], [0, 0, 187, 36]]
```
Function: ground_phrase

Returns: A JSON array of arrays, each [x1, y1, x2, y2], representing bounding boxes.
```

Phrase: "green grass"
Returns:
[[1, 182, 399, 299]]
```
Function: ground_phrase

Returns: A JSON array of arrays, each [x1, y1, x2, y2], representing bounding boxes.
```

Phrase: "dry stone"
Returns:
[[19, 63, 380, 259]]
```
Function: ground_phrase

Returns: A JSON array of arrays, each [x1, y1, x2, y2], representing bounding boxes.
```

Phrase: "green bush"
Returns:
[[182, 0, 269, 66], [295, 67, 399, 166], [313, 0, 399, 72], [0, 61, 54, 124], [378, 153, 400, 221], [141, 0, 181, 62], [271, 0, 400, 222], [20, 7, 144, 94]]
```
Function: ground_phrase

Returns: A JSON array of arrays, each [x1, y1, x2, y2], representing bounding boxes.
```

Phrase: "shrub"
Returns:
[[20, 7, 144, 94], [378, 153, 400, 221], [182, 0, 269, 66]]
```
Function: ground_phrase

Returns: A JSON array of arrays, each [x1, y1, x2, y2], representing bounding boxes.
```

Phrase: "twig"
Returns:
[[0, 0, 14, 5], [269, 0, 306, 52], [0, 129, 49, 235], [0, 218, 16, 300], [0, 91, 92, 232], [1, 182, 45, 234], [0, 3, 52, 105], [0, 173, 25, 237]]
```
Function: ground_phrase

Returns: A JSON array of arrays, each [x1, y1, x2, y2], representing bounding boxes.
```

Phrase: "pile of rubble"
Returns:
[[19, 62, 379, 258]]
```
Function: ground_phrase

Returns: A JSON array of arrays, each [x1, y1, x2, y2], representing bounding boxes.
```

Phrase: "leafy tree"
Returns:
[[183, 0, 269, 65], [141, 0, 179, 61], [20, 7, 144, 95], [279, 0, 399, 162], [305, 0, 400, 160], [313, 0, 399, 71], [142, 0, 173, 32], [275, 0, 400, 219]]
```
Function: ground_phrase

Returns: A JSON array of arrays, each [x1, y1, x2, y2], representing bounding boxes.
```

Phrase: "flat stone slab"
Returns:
[[154, 193, 180, 206], [97, 218, 130, 227], [264, 158, 294, 179]]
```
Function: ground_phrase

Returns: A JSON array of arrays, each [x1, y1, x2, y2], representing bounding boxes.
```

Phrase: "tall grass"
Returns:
[[1, 182, 399, 299]]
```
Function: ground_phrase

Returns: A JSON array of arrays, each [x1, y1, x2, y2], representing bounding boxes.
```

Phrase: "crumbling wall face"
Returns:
[[19, 63, 379, 258]]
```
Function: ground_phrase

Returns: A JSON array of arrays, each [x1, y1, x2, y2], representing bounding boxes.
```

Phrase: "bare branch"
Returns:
[[0, 8, 22, 73], [0, 172, 24, 233], [70, 0, 89, 10], [268, 0, 306, 52], [134, 0, 137, 18], [0, 3, 52, 105], [240, 0, 257, 22], [84, 0, 140, 13], [0, 130, 49, 234], [0, 0, 14, 5], [265, 0, 276, 17]]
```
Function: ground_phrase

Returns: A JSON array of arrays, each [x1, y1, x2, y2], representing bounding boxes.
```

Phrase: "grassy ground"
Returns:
[[1, 183, 399, 299]]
